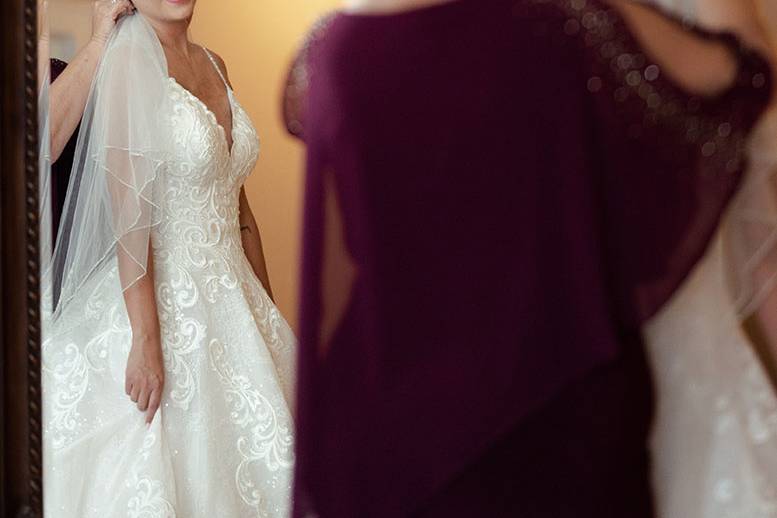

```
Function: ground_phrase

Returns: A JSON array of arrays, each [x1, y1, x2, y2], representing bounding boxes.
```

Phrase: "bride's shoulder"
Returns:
[[200, 46, 232, 87]]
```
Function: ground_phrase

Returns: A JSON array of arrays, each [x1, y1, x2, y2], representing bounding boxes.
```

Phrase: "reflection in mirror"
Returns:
[[37, 1, 50, 90], [13, 0, 777, 518], [39, 1, 334, 517], [38, 0, 51, 265]]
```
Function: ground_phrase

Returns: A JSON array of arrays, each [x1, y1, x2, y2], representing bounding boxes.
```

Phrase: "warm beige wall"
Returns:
[[191, 1, 339, 332], [49, 0, 93, 60]]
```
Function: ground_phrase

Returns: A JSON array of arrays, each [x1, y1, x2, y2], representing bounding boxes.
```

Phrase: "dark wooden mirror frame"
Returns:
[[1, 0, 43, 516]]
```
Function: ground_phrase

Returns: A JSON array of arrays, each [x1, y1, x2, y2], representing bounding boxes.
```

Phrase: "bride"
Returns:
[[646, 0, 777, 516], [40, 1, 296, 517]]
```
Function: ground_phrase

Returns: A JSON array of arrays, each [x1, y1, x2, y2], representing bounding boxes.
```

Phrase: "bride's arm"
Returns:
[[239, 187, 275, 302], [120, 245, 165, 425], [207, 51, 277, 300]]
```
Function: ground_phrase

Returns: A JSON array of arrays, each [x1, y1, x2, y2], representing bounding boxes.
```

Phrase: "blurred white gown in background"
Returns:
[[646, 1, 777, 516]]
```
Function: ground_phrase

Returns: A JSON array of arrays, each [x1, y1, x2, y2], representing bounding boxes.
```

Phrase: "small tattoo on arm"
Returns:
[[240, 225, 251, 234]]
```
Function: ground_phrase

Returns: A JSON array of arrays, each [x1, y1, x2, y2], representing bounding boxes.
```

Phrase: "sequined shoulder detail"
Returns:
[[283, 12, 338, 139], [518, 0, 771, 176]]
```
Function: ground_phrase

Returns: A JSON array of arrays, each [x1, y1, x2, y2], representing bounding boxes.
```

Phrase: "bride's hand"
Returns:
[[90, 0, 135, 47], [125, 332, 165, 425]]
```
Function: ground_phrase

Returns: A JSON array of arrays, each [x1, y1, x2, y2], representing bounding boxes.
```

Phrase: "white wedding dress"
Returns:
[[646, 223, 777, 517], [42, 46, 296, 518]]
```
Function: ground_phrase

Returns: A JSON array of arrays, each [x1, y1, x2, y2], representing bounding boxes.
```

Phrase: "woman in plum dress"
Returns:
[[287, 0, 774, 516]]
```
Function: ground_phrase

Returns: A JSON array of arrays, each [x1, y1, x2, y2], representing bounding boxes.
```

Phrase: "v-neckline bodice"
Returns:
[[168, 76, 236, 158], [167, 46, 235, 156]]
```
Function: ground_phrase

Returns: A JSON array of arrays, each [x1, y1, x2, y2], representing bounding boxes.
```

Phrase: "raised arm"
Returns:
[[686, 0, 777, 383], [555, 0, 773, 323], [609, 0, 739, 96], [49, 0, 133, 162], [694, 0, 774, 57]]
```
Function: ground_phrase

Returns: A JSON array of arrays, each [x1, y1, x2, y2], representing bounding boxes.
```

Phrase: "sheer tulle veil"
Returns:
[[647, 0, 777, 325], [723, 0, 777, 320], [644, 2, 777, 516], [40, 68, 51, 271], [41, 13, 173, 321], [38, 0, 51, 288]]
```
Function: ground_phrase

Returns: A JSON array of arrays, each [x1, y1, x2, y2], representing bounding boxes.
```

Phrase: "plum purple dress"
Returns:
[[286, 1, 773, 516]]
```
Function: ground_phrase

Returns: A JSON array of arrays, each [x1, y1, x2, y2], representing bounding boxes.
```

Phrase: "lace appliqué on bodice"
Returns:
[[43, 61, 295, 518]]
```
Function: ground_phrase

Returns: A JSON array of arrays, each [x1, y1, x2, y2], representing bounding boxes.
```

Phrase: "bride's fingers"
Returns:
[[125, 378, 132, 396], [146, 389, 161, 425], [136, 385, 150, 412], [130, 383, 140, 403]]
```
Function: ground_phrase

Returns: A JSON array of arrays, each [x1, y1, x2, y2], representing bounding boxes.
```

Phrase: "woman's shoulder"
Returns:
[[282, 12, 339, 139], [204, 48, 227, 71], [302, 12, 339, 48], [200, 45, 231, 86]]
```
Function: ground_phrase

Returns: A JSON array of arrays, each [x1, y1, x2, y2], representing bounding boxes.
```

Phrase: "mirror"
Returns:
[[35, 1, 334, 517], [3, 1, 777, 517]]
